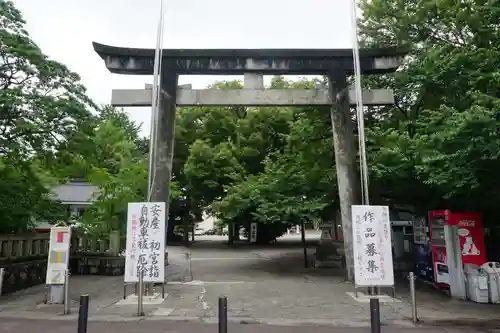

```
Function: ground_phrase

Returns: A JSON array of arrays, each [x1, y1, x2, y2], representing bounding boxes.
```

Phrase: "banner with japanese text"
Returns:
[[352, 205, 394, 287], [125, 202, 166, 283], [250, 222, 257, 243], [46, 226, 71, 285]]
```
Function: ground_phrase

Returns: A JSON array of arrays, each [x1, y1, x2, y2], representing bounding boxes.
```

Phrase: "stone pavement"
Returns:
[[0, 318, 488, 333], [0, 318, 492, 333], [0, 235, 499, 331]]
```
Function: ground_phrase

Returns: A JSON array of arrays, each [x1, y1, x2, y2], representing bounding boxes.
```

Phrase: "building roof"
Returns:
[[52, 182, 99, 204]]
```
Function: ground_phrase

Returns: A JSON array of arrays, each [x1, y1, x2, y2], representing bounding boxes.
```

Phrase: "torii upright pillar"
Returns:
[[152, 62, 178, 241], [328, 72, 360, 280]]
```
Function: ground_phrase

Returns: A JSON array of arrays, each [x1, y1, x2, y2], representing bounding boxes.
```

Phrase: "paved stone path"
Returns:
[[0, 234, 499, 331], [0, 318, 489, 333]]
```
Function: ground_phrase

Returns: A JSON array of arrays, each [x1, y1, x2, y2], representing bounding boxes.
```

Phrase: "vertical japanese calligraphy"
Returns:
[[352, 205, 394, 287], [250, 223, 258, 243], [125, 202, 166, 283]]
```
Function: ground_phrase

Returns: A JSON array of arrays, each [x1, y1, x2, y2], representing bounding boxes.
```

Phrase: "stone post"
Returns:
[[5, 240, 12, 258], [109, 230, 120, 256], [244, 73, 264, 89], [328, 72, 361, 282], [244, 73, 264, 113], [315, 214, 343, 268]]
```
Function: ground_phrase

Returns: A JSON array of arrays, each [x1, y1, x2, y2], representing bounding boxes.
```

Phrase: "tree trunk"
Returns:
[[300, 220, 308, 268]]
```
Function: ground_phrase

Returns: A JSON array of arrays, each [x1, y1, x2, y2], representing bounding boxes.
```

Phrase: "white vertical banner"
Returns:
[[250, 222, 258, 243], [352, 205, 394, 287], [125, 202, 166, 283], [46, 226, 71, 285]]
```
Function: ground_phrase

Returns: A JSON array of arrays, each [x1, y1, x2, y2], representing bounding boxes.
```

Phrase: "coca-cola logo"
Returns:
[[458, 220, 475, 227]]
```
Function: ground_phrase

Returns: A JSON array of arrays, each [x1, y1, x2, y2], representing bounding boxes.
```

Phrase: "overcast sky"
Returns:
[[13, 0, 354, 136]]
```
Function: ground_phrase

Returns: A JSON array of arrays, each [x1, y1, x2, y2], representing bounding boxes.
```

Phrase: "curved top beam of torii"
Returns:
[[92, 42, 409, 76]]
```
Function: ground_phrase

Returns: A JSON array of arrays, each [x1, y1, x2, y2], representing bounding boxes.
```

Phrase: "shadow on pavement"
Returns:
[[241, 250, 347, 278], [182, 238, 319, 251], [416, 317, 500, 330]]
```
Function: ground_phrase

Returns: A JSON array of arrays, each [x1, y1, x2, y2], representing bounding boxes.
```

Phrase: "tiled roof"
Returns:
[[52, 182, 99, 203]]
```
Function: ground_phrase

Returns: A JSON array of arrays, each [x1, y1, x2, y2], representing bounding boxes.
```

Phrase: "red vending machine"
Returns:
[[428, 210, 487, 288]]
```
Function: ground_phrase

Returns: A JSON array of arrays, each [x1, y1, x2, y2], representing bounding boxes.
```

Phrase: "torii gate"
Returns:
[[93, 42, 406, 280]]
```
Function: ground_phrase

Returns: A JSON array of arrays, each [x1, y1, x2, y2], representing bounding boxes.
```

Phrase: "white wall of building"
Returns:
[[196, 213, 215, 233]]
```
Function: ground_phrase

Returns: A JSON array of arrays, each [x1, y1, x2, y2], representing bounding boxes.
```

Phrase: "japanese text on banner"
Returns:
[[125, 202, 165, 283], [352, 205, 394, 287]]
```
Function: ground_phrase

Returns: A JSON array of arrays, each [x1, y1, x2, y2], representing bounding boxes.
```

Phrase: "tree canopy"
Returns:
[[2, 0, 500, 243], [0, 0, 94, 233]]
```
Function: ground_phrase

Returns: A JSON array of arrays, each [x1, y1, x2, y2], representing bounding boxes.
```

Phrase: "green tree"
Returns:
[[0, 0, 95, 233], [65, 107, 148, 235], [359, 0, 500, 226], [0, 157, 65, 233], [0, 0, 95, 157], [204, 77, 337, 242]]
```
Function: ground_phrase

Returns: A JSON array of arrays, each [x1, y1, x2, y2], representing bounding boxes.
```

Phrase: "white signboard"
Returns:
[[45, 226, 71, 285], [352, 205, 394, 287], [125, 202, 166, 283], [250, 222, 257, 243]]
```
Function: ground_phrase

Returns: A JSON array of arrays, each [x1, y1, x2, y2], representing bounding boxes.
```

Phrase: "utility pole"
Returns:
[[143, 0, 165, 297]]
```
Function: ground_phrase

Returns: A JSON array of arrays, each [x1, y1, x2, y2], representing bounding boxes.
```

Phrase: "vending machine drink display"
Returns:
[[414, 210, 487, 289], [428, 211, 448, 287], [413, 216, 434, 283]]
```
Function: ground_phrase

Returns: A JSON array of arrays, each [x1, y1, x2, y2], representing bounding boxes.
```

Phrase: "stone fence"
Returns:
[[0, 232, 125, 296], [0, 233, 50, 260], [0, 233, 119, 260]]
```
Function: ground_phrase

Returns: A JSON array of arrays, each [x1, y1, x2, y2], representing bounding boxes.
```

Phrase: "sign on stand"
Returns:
[[250, 222, 258, 243], [125, 202, 166, 283], [46, 226, 71, 285], [352, 205, 394, 287]]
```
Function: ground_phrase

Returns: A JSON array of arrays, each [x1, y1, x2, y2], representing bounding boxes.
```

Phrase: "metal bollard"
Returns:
[[218, 296, 228, 333], [0, 267, 4, 297], [43, 285, 49, 304], [409, 272, 419, 323], [63, 270, 70, 314], [137, 272, 145, 316], [77, 294, 89, 333], [369, 297, 381, 333]]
